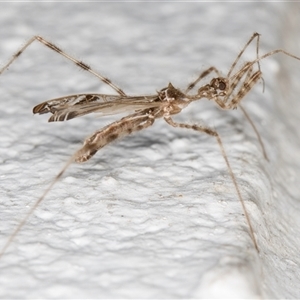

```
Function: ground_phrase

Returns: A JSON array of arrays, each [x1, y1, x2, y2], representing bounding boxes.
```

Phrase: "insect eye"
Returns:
[[210, 78, 227, 92], [218, 81, 226, 91]]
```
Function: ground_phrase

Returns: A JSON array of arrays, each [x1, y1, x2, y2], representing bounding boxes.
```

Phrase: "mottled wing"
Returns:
[[33, 94, 160, 122]]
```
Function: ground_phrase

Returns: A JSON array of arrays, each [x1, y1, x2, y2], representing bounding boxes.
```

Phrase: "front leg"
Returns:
[[225, 70, 261, 109]]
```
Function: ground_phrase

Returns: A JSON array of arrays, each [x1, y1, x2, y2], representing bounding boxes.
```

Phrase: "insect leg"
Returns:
[[0, 36, 126, 96], [164, 116, 259, 252]]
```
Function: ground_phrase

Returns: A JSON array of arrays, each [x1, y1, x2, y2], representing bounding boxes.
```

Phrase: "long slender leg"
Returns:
[[185, 66, 221, 94], [227, 35, 300, 99], [164, 116, 259, 252], [0, 109, 156, 258], [225, 70, 262, 109], [239, 104, 268, 161], [0, 36, 127, 96], [216, 69, 268, 160], [0, 155, 73, 260], [223, 62, 255, 106], [206, 67, 268, 160], [227, 32, 261, 78], [251, 48, 300, 66]]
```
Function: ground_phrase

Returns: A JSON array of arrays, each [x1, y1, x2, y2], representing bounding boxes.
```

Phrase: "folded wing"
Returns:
[[33, 93, 160, 122]]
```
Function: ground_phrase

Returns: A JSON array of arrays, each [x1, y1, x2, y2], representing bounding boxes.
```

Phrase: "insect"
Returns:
[[1, 32, 299, 259]]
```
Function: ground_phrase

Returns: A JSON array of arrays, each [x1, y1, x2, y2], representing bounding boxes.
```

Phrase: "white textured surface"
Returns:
[[0, 3, 300, 299]]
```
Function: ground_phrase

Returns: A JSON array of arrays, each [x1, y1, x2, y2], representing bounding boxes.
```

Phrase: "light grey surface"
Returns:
[[0, 2, 300, 299]]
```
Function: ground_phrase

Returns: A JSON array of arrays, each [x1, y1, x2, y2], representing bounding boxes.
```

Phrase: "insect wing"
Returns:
[[33, 94, 160, 122]]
